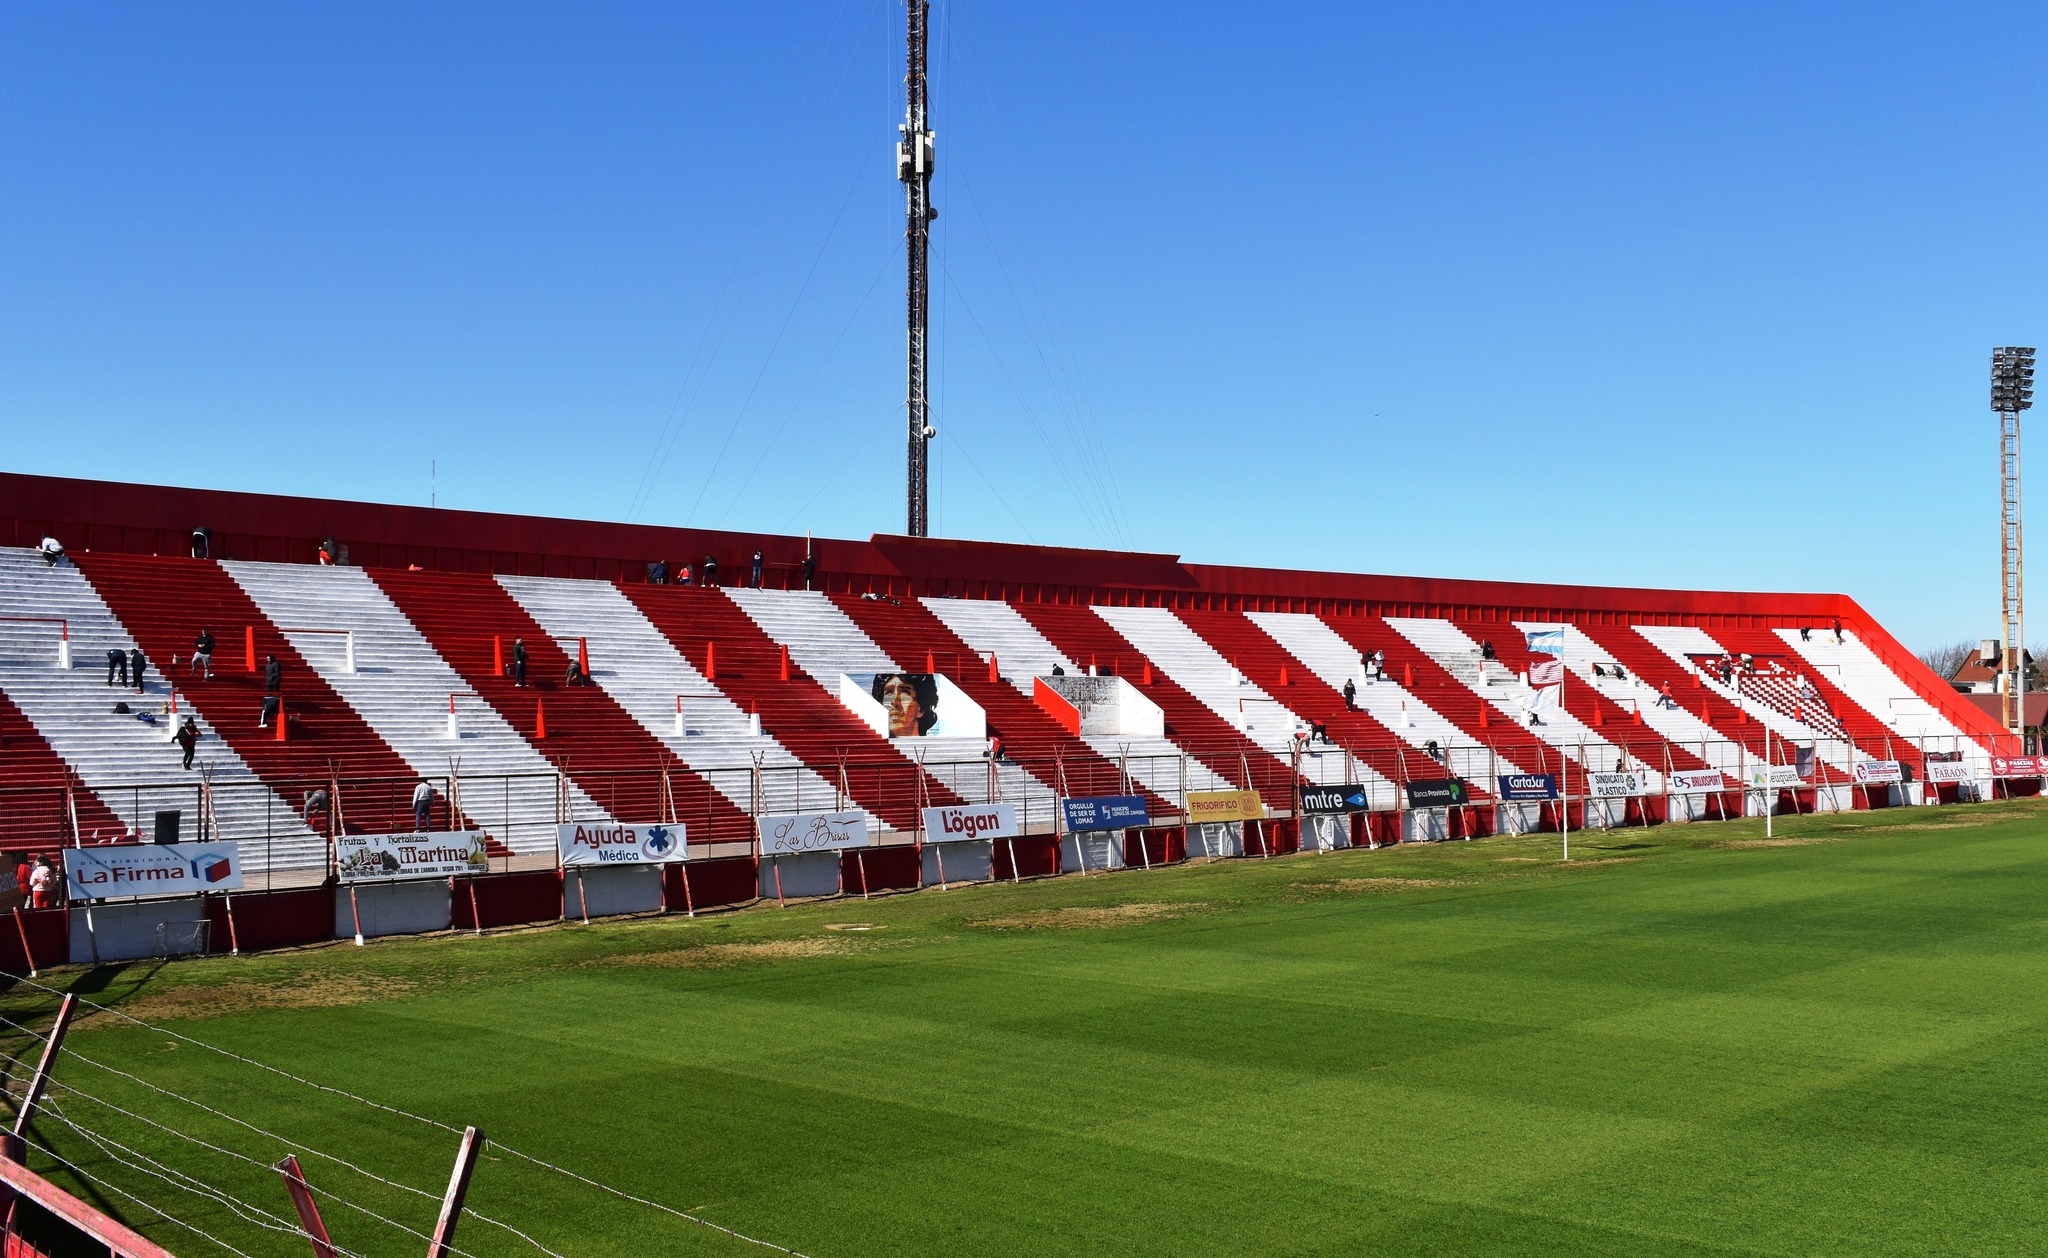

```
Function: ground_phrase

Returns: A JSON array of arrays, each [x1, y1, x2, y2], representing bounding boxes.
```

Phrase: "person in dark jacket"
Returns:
[[751, 551, 764, 588], [105, 649, 127, 687], [1342, 677, 1357, 711], [802, 553, 817, 591], [511, 638, 528, 687], [565, 659, 587, 687], [174, 718, 200, 770], [258, 694, 281, 729], [191, 629, 215, 680], [702, 556, 718, 587], [264, 655, 282, 693], [128, 648, 146, 694]]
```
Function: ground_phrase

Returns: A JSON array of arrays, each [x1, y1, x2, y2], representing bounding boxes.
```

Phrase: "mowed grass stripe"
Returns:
[[5, 803, 2047, 1255]]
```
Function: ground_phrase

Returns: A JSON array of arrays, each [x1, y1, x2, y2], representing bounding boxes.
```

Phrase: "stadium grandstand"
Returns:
[[0, 468, 2011, 972]]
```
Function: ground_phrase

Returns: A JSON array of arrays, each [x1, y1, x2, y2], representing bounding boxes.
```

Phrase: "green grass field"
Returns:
[[7, 803, 2048, 1257]]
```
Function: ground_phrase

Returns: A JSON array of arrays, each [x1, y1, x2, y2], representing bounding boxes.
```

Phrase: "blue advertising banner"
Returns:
[[1062, 795, 1149, 832], [1496, 773, 1559, 801]]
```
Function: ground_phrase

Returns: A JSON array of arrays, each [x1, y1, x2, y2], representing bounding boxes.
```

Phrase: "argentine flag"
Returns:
[[1524, 627, 1567, 657]]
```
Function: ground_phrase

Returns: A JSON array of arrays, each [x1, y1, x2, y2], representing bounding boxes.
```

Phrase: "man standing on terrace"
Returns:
[[412, 779, 434, 831], [191, 628, 215, 680]]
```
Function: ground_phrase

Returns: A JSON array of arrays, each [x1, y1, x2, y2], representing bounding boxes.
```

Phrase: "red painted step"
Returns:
[[0, 687, 126, 850], [69, 553, 481, 840], [616, 584, 961, 829], [369, 571, 756, 845], [1009, 603, 1295, 799]]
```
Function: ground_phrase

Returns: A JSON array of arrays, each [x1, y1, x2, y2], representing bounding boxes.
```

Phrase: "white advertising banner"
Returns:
[[556, 822, 688, 867], [1747, 766, 1805, 789], [1852, 761, 1903, 785], [921, 803, 1018, 844], [759, 811, 872, 857], [1925, 761, 1974, 784], [337, 831, 489, 883], [1667, 770, 1727, 795], [1587, 771, 1643, 798], [66, 842, 243, 901]]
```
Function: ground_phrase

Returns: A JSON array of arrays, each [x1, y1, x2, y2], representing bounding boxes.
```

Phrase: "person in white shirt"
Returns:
[[38, 536, 62, 567], [412, 780, 434, 831]]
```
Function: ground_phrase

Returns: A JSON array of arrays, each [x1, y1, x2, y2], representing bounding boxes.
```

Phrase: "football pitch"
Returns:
[[7, 803, 2048, 1256]]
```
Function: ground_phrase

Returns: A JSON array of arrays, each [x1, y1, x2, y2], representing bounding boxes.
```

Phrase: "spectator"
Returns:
[[318, 537, 337, 566], [191, 629, 216, 680], [1657, 681, 1676, 709], [564, 658, 587, 688], [1592, 663, 1607, 679], [29, 856, 54, 909], [1831, 618, 1844, 644], [802, 553, 817, 591], [264, 654, 283, 693], [38, 535, 63, 567], [1050, 663, 1065, 676], [751, 550, 764, 588], [175, 717, 200, 770], [12, 857, 29, 903], [303, 788, 331, 826], [647, 560, 668, 585], [986, 734, 1005, 762], [1342, 678, 1357, 711], [129, 648, 146, 694], [1424, 739, 1443, 762], [511, 638, 528, 687], [677, 564, 692, 588], [702, 556, 718, 587], [1614, 757, 1625, 773], [1612, 665, 1626, 682], [412, 779, 434, 831], [1799, 626, 1811, 642], [258, 693, 281, 729], [1309, 719, 1332, 744], [190, 527, 212, 559], [1479, 639, 1497, 661], [105, 649, 128, 687]]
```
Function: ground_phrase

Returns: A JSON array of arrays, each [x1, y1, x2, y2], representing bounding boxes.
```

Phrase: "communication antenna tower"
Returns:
[[899, 0, 937, 536], [1993, 346, 2036, 734]]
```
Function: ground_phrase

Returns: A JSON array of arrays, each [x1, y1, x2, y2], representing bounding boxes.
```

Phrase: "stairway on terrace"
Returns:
[[838, 593, 1173, 810], [918, 597, 1234, 802], [1708, 625, 1915, 761], [498, 575, 879, 833], [74, 553, 438, 831], [1391, 618, 1664, 789], [0, 548, 321, 874], [723, 590, 1054, 820], [1774, 628, 1986, 749], [1630, 625, 1857, 779], [1171, 610, 1410, 803], [1009, 603, 1292, 799], [1248, 611, 1530, 790], [226, 560, 597, 857], [0, 684, 126, 849], [370, 571, 752, 845]]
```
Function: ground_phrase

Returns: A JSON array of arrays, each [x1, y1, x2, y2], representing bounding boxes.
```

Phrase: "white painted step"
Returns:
[[223, 560, 607, 855]]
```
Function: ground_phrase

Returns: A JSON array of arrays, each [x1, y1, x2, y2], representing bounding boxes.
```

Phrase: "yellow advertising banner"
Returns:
[[1184, 789, 1264, 823]]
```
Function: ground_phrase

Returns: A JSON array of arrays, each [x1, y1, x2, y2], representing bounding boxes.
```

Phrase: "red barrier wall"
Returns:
[[995, 835, 1061, 879], [843, 846, 920, 895], [451, 871, 562, 930], [0, 909, 66, 976], [664, 857, 758, 912], [206, 886, 333, 953]]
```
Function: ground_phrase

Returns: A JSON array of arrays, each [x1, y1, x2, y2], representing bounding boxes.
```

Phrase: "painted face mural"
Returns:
[[873, 673, 939, 737]]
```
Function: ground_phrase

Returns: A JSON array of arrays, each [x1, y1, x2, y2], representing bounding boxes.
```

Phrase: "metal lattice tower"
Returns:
[[899, 0, 936, 537], [1993, 346, 2036, 732]]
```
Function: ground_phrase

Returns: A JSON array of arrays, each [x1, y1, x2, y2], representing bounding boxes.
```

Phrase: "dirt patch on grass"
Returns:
[[1298, 877, 1457, 895], [109, 974, 418, 1023], [1547, 857, 1641, 870], [974, 903, 1193, 930], [1708, 837, 1838, 849], [600, 938, 863, 969]]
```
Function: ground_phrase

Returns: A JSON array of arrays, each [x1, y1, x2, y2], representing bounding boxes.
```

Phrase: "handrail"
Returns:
[[278, 625, 355, 672], [0, 615, 66, 639]]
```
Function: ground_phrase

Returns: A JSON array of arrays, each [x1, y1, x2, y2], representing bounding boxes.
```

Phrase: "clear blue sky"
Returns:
[[2, 2, 2040, 650]]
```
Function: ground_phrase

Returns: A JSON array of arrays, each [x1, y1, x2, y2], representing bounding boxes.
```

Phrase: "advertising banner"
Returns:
[[1405, 779, 1469, 808], [1587, 772, 1643, 798], [1496, 773, 1559, 802], [1991, 755, 2044, 777], [556, 822, 688, 867], [1298, 783, 1373, 814], [1667, 770, 1727, 795], [1926, 761, 1974, 784], [1852, 761, 1903, 785], [66, 841, 242, 901], [921, 803, 1018, 844], [337, 832, 488, 884], [1062, 795, 1149, 832], [1184, 789, 1263, 823], [759, 811, 872, 857], [1746, 766, 1805, 789]]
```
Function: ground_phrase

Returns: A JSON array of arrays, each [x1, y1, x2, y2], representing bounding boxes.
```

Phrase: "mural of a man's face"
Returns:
[[880, 674, 924, 737]]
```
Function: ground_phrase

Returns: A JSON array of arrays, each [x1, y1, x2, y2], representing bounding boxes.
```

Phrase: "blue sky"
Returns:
[[1, 2, 2040, 650]]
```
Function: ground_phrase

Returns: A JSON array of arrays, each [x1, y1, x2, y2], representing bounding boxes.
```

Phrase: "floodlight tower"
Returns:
[[899, 0, 937, 536], [1993, 346, 2036, 735]]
